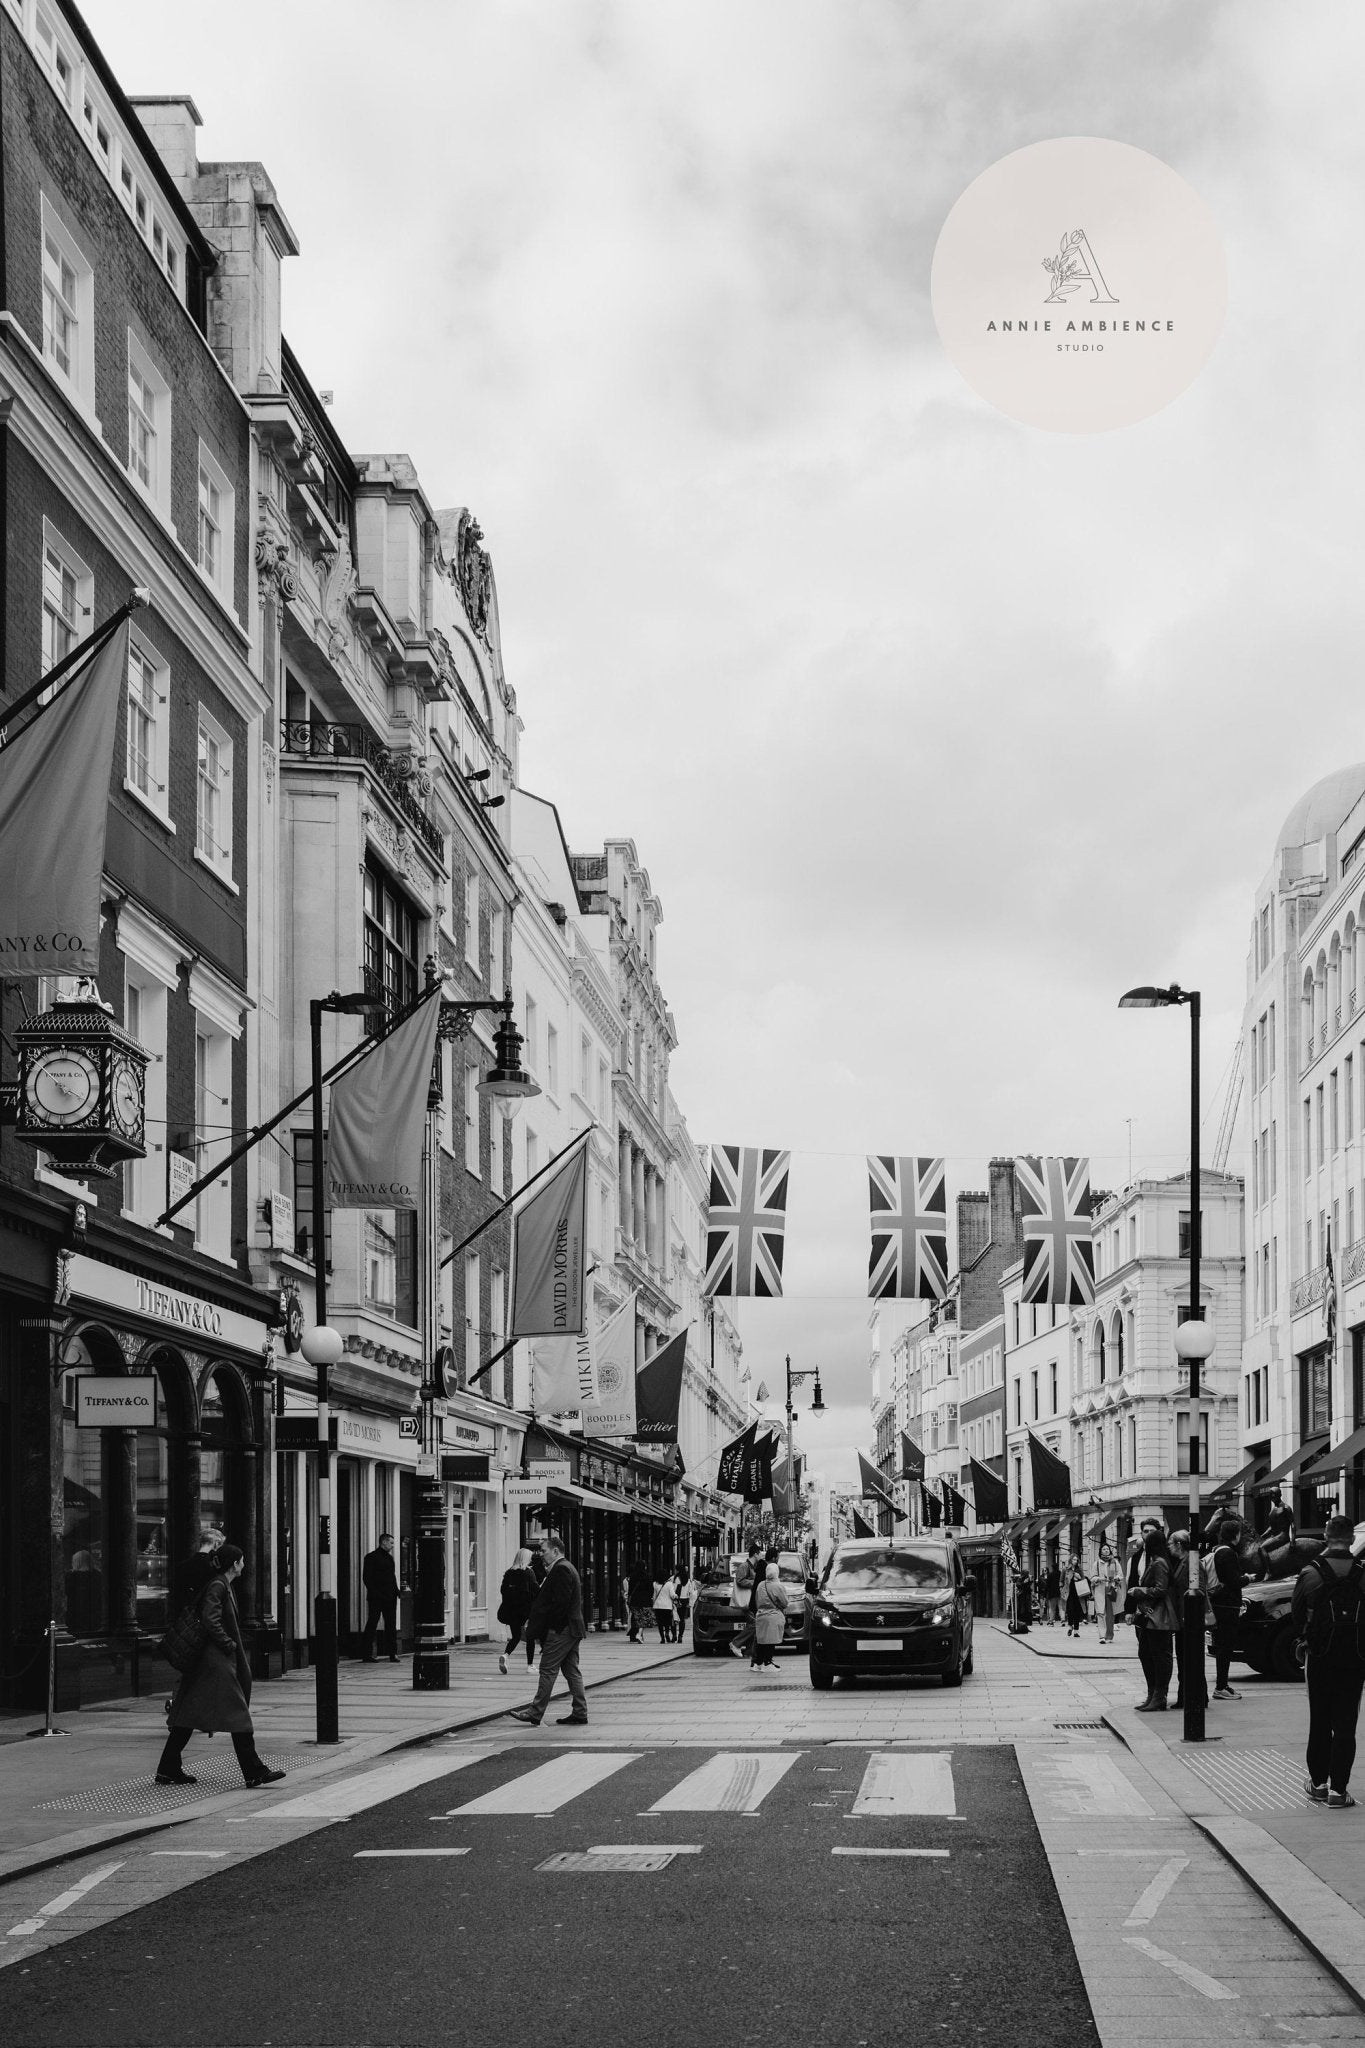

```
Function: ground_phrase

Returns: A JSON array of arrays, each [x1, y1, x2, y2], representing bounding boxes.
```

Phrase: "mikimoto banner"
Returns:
[[510, 1132, 589, 1339], [326, 990, 442, 1210], [580, 1295, 637, 1438], [531, 1320, 597, 1418], [0, 621, 128, 975]]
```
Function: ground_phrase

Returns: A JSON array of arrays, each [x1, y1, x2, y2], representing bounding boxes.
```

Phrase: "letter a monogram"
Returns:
[[1042, 228, 1117, 305]]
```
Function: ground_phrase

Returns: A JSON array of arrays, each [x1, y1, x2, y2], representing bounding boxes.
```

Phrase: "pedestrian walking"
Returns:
[[1203, 1513, 1246, 1701], [1167, 1531, 1207, 1711], [1096, 1542, 1122, 1643], [509, 1535, 589, 1727], [675, 1566, 697, 1643], [652, 1572, 678, 1644], [731, 1543, 765, 1662], [359, 1532, 401, 1663], [1293, 1513, 1365, 1808], [497, 1547, 539, 1675], [1130, 1522, 1178, 1712], [1064, 1561, 1088, 1637], [156, 1546, 284, 1788], [1041, 1560, 1061, 1625], [172, 1525, 225, 1612], [626, 1558, 654, 1643], [752, 1562, 788, 1669]]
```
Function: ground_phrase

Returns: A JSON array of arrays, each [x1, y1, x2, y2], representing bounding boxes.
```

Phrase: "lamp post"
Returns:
[[1119, 982, 1209, 1744], [783, 1354, 824, 1549], [304, 990, 373, 1744]]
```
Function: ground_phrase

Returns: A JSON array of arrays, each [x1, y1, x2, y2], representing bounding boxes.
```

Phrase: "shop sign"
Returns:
[[527, 1459, 571, 1483], [504, 1478, 548, 1505], [442, 1454, 490, 1483], [416, 1453, 439, 1478], [167, 1152, 195, 1209], [76, 1376, 157, 1427], [267, 1190, 294, 1252], [398, 1415, 421, 1441], [67, 1252, 269, 1356], [442, 1417, 494, 1452], [336, 1411, 407, 1461], [276, 1416, 337, 1452]]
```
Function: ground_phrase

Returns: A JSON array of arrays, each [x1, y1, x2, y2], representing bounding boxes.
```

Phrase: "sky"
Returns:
[[85, 0, 1365, 1487]]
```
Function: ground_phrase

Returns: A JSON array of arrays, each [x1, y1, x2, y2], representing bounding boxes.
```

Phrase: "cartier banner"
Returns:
[[326, 990, 442, 1210], [0, 622, 127, 976]]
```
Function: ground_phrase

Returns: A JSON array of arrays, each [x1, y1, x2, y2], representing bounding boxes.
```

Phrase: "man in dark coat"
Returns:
[[626, 1557, 654, 1642], [360, 1532, 401, 1662], [510, 1536, 588, 1726], [1293, 1513, 1365, 1806]]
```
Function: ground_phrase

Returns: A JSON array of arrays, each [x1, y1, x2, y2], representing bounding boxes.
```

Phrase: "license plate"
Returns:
[[856, 1638, 903, 1651]]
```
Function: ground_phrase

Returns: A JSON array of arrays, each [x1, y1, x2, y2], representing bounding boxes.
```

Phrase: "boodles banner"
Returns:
[[580, 1295, 637, 1438], [0, 621, 128, 976], [327, 989, 443, 1209], [703, 1145, 790, 1296], [511, 1131, 590, 1338], [867, 1155, 948, 1301]]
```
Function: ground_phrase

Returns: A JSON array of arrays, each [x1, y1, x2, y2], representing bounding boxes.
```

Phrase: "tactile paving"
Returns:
[[35, 1753, 315, 1815]]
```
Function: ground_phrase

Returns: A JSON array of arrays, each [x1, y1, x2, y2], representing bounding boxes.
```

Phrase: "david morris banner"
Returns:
[[511, 1133, 589, 1339]]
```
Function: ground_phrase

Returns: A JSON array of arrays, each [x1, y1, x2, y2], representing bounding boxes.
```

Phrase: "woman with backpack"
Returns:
[[1292, 1514, 1365, 1808]]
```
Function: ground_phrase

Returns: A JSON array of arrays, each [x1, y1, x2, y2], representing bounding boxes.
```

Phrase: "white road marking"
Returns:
[[6, 1862, 124, 1939], [851, 1752, 956, 1817], [588, 1844, 703, 1855], [450, 1753, 641, 1815], [1041, 1754, 1155, 1818], [261, 1748, 508, 1820], [152, 1850, 230, 1859], [354, 1848, 471, 1858], [1123, 1935, 1237, 2001], [1124, 1856, 1188, 1926], [649, 1753, 799, 1814], [832, 1846, 950, 1859]]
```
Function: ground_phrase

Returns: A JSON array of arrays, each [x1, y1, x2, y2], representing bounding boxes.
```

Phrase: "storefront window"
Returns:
[[61, 1367, 106, 1636], [136, 1432, 170, 1630], [199, 1377, 227, 1538], [467, 1493, 487, 1611]]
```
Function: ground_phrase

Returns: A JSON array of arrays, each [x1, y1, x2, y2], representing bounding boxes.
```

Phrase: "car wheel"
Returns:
[[809, 1658, 834, 1691], [1270, 1624, 1304, 1684], [941, 1659, 964, 1688], [693, 1642, 709, 1657], [962, 1646, 974, 1677]]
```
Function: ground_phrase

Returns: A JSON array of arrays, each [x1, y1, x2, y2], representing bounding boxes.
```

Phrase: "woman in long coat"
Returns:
[[156, 1545, 283, 1788], [752, 1563, 789, 1669], [1130, 1524, 1178, 1712], [497, 1548, 539, 1675]]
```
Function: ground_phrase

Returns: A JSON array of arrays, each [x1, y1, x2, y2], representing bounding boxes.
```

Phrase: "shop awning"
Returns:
[[1208, 1455, 1272, 1502], [1297, 1422, 1365, 1481], [1085, 1506, 1125, 1539], [550, 1482, 632, 1516], [1251, 1437, 1332, 1492]]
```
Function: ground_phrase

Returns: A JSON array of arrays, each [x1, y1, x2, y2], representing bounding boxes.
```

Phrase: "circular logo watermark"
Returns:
[[931, 137, 1226, 433]]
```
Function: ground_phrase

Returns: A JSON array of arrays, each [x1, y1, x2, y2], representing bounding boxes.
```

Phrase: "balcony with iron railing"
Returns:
[[1291, 1264, 1326, 1316], [279, 720, 444, 859]]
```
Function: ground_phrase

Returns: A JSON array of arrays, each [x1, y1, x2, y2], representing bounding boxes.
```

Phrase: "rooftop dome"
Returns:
[[1276, 765, 1365, 856]]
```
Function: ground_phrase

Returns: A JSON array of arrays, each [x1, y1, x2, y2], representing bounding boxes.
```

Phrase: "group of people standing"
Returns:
[[624, 1560, 697, 1644]]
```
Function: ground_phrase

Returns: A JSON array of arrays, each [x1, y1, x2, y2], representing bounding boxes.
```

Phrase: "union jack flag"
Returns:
[[703, 1145, 790, 1297], [1018, 1155, 1096, 1306], [867, 1155, 948, 1300]]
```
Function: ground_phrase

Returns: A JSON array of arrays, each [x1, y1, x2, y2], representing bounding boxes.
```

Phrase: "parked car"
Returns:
[[772, 1551, 811, 1652], [1229, 1578, 1300, 1682], [691, 1566, 748, 1656], [806, 1536, 973, 1688]]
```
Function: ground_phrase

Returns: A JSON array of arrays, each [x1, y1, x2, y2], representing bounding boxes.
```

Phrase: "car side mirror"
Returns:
[[805, 1576, 818, 1595]]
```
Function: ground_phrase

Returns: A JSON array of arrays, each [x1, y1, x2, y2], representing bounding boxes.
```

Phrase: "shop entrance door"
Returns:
[[448, 1511, 462, 1642]]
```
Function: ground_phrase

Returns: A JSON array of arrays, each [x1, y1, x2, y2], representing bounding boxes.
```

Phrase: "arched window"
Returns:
[[1096, 1323, 1106, 1384], [198, 1365, 255, 1620], [1112, 1312, 1125, 1376]]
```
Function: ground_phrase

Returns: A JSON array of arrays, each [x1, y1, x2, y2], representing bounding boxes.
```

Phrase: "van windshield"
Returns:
[[830, 1549, 951, 1591]]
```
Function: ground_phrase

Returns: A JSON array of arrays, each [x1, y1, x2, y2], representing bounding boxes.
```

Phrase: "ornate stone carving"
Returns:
[[456, 512, 492, 640], [320, 532, 357, 631], [54, 1250, 72, 1307]]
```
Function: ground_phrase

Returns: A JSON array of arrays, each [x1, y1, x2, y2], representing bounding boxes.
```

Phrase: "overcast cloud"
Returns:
[[85, 0, 1365, 1485]]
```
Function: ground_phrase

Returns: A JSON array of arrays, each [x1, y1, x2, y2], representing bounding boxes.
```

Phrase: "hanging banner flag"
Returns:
[[1326, 1223, 1338, 1355], [942, 1479, 969, 1528], [531, 1317, 598, 1418], [856, 1450, 906, 1520], [771, 1456, 799, 1518], [969, 1456, 1009, 1525], [1018, 1156, 1096, 1305], [703, 1145, 790, 1297], [0, 621, 128, 976], [920, 1481, 943, 1528], [510, 1131, 590, 1337], [717, 1421, 757, 1494], [634, 1327, 688, 1442], [899, 1432, 925, 1482], [743, 1431, 779, 1502], [1027, 1430, 1073, 1510], [851, 1508, 875, 1538], [327, 989, 443, 1209], [580, 1295, 637, 1438], [867, 1155, 948, 1301]]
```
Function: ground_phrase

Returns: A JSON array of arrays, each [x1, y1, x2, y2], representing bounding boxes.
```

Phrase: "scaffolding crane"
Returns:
[[1211, 1032, 1244, 1174]]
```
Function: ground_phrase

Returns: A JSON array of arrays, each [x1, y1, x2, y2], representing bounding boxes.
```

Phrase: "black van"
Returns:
[[806, 1536, 974, 1688]]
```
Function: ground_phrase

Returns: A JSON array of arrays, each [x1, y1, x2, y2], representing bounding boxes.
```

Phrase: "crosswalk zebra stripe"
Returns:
[[851, 1752, 956, 1817], [648, 1753, 800, 1814], [448, 1753, 642, 1815], [259, 1747, 509, 1820]]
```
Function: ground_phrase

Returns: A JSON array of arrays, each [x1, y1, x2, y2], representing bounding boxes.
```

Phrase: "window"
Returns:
[[35, 5, 77, 107], [1177, 1210, 1202, 1259], [193, 1024, 232, 1258], [489, 904, 504, 991], [1030, 1369, 1039, 1421], [1350, 1189, 1356, 1249], [1347, 1056, 1355, 1141], [197, 444, 235, 604], [580, 1032, 591, 1102], [41, 202, 92, 400], [1252, 1137, 1259, 1211], [598, 1057, 610, 1119], [363, 860, 419, 1019], [1306, 1218, 1313, 1274], [125, 633, 171, 823], [524, 997, 537, 1076], [464, 1252, 480, 1384], [1269, 1002, 1276, 1072], [365, 1214, 396, 1309], [464, 869, 480, 972], [121, 967, 168, 1225], [1317, 1085, 1326, 1163], [490, 1268, 506, 1400], [1304, 1099, 1312, 1176], [195, 709, 233, 881], [1049, 1361, 1057, 1414], [1012, 1302, 1020, 1347], [489, 1097, 503, 1194], [126, 336, 171, 516], [464, 1061, 480, 1175], [526, 1128, 539, 1180], [1271, 1236, 1278, 1309], [546, 1024, 559, 1099], [1270, 1121, 1277, 1195], [1332, 1071, 1340, 1153], [41, 525, 91, 687], [1177, 1412, 1210, 1478]]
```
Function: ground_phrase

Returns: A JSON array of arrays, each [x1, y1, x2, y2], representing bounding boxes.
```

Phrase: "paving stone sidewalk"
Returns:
[[0, 1632, 687, 1882]]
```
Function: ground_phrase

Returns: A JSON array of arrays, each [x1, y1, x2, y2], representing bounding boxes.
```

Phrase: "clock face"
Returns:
[[27, 1049, 99, 1127], [111, 1055, 144, 1138]]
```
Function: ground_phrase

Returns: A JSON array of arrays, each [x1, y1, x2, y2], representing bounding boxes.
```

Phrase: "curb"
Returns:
[[989, 1620, 1135, 1663], [1102, 1707, 1365, 2014], [0, 1646, 690, 1892]]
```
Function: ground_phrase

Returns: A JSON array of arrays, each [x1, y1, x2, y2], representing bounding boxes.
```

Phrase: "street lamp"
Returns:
[[306, 991, 373, 1744], [1119, 981, 1208, 1744], [784, 1355, 824, 1549]]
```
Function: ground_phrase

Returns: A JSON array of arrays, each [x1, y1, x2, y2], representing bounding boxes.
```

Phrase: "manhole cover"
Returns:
[[35, 1753, 313, 1815], [538, 1850, 674, 1872]]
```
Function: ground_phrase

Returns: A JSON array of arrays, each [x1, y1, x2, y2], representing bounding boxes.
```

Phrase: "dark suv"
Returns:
[[807, 1537, 974, 1688]]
